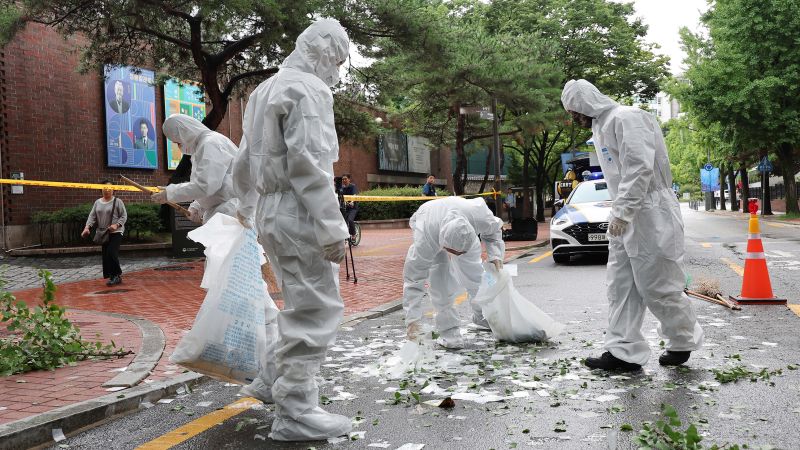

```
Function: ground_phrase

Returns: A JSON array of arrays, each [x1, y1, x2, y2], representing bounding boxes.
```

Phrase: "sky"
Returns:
[[629, 0, 710, 74]]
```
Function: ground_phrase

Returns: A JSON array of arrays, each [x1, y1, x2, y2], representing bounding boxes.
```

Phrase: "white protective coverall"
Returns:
[[233, 19, 351, 441], [161, 114, 239, 223], [403, 197, 505, 339], [561, 79, 703, 366]]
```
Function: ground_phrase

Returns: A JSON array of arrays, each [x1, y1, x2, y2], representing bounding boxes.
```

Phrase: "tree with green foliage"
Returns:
[[0, 0, 426, 177], [675, 0, 800, 214], [366, 0, 561, 196], [483, 0, 670, 221]]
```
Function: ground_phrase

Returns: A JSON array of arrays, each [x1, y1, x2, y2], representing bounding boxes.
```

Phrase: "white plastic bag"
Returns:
[[474, 264, 564, 343], [170, 214, 279, 385]]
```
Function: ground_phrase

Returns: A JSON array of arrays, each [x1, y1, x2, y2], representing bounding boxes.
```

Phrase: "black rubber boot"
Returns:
[[584, 352, 642, 372], [659, 351, 691, 366]]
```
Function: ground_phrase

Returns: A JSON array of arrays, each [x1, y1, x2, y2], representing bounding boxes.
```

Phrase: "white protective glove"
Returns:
[[187, 206, 202, 224], [150, 187, 168, 204], [322, 241, 346, 263], [491, 259, 503, 272], [607, 216, 629, 238]]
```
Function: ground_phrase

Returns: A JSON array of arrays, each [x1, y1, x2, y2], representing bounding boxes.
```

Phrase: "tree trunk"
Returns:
[[522, 147, 531, 218], [776, 143, 800, 214], [478, 147, 492, 194], [453, 105, 466, 195], [533, 132, 549, 222], [534, 173, 546, 222], [740, 165, 750, 213], [719, 164, 727, 210], [728, 166, 738, 211], [761, 167, 773, 215]]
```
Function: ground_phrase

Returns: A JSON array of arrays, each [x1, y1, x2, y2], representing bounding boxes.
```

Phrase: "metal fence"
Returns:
[[748, 183, 800, 201]]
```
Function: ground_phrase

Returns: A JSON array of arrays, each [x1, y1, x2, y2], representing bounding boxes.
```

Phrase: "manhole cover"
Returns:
[[92, 289, 134, 295], [154, 266, 193, 271]]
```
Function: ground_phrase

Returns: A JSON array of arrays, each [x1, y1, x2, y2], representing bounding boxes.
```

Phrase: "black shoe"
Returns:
[[584, 352, 642, 372], [106, 278, 114, 287], [108, 275, 122, 286], [659, 351, 691, 366]]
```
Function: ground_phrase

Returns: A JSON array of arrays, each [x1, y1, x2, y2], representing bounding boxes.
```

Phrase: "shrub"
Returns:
[[30, 202, 163, 245], [355, 186, 451, 221], [124, 203, 164, 238]]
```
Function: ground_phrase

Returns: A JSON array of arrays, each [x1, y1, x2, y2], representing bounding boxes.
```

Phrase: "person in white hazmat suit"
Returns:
[[404, 197, 505, 349], [150, 114, 239, 224], [232, 19, 352, 441], [560, 79, 704, 371], [153, 114, 280, 397]]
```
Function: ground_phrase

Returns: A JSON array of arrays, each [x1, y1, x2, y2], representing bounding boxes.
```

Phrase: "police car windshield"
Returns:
[[567, 182, 610, 204]]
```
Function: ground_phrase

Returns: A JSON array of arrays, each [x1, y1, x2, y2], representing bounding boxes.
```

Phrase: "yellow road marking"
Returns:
[[766, 222, 788, 228], [720, 257, 745, 277], [136, 398, 260, 449], [701, 243, 712, 248], [788, 304, 800, 318], [529, 251, 553, 264], [454, 292, 468, 305]]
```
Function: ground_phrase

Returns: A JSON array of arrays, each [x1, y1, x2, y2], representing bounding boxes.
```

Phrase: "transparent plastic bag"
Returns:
[[474, 264, 564, 343], [170, 214, 279, 384]]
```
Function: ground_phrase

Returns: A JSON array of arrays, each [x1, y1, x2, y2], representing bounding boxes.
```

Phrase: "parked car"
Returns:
[[550, 179, 611, 263]]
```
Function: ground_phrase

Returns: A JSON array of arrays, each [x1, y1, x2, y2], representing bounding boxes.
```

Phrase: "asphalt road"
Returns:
[[48, 205, 800, 450]]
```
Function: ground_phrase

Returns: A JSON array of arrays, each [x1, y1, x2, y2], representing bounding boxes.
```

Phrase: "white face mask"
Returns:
[[316, 62, 342, 87]]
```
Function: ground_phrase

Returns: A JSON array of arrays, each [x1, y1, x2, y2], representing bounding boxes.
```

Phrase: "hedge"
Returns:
[[31, 202, 165, 245], [354, 186, 451, 221]]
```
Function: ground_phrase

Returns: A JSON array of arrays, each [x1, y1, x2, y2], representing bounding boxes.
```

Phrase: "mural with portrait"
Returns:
[[104, 66, 158, 169], [164, 79, 206, 170]]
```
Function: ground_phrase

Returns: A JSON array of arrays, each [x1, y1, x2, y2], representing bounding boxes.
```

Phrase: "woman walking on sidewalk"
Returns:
[[82, 181, 128, 286]]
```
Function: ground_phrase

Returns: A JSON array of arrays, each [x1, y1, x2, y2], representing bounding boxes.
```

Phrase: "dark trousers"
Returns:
[[343, 209, 358, 236], [102, 232, 123, 279]]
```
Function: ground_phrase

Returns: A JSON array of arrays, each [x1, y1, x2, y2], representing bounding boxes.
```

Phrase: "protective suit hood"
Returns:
[[282, 18, 349, 87], [439, 213, 475, 253], [561, 79, 618, 118], [163, 114, 212, 155]]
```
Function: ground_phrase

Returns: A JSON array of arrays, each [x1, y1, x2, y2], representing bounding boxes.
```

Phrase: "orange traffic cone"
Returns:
[[730, 199, 786, 305]]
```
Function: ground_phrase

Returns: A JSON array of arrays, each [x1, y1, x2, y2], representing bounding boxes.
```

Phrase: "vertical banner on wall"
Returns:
[[407, 135, 432, 174], [377, 131, 408, 172], [164, 79, 206, 170], [104, 65, 158, 169]]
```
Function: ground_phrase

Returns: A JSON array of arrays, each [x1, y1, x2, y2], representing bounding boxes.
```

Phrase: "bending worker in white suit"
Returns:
[[233, 19, 351, 441], [404, 197, 505, 349], [151, 114, 238, 224], [561, 79, 704, 371]]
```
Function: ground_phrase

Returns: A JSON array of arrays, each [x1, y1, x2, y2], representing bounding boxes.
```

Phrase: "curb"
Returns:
[[0, 310, 170, 449], [0, 372, 205, 450], [511, 239, 550, 261], [0, 301, 405, 449], [341, 299, 404, 327], [7, 243, 171, 257], [94, 311, 166, 388], [700, 209, 800, 227]]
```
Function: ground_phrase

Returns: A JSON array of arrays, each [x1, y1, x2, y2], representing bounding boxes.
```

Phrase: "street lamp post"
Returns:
[[491, 97, 502, 218]]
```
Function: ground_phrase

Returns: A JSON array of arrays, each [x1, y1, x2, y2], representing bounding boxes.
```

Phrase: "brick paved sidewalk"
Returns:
[[0, 223, 548, 425]]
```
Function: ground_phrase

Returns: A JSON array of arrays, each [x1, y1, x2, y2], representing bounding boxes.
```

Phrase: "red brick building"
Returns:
[[0, 23, 452, 249]]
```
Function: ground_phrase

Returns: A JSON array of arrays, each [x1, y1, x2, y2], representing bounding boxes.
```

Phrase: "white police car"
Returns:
[[550, 179, 611, 263]]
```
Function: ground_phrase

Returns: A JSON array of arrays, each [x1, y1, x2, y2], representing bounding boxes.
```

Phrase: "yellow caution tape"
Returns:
[[0, 179, 159, 192], [0, 178, 502, 202], [343, 191, 500, 202]]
